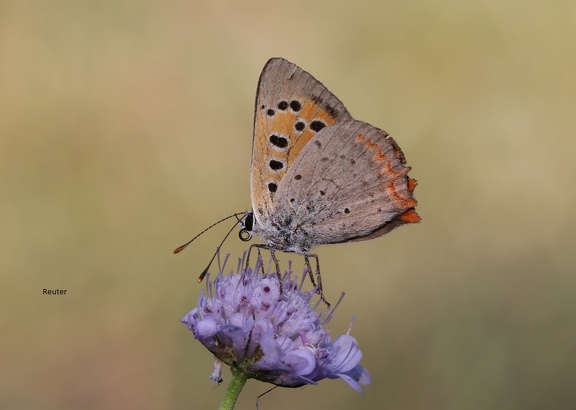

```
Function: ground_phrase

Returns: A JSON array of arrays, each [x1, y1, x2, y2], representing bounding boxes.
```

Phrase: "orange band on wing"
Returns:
[[400, 209, 421, 223]]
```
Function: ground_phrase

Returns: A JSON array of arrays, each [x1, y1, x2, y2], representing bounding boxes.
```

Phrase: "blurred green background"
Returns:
[[1, 1, 575, 409]]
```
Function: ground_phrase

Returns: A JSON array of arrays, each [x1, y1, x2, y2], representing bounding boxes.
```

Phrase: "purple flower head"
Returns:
[[181, 254, 371, 393]]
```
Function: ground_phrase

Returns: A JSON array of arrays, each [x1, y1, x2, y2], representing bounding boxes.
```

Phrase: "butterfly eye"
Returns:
[[238, 212, 254, 241], [243, 212, 254, 231]]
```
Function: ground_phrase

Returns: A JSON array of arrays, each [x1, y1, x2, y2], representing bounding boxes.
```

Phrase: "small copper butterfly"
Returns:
[[177, 57, 420, 297], [241, 58, 420, 288]]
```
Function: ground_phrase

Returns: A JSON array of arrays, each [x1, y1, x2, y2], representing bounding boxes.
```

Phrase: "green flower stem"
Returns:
[[218, 365, 248, 410]]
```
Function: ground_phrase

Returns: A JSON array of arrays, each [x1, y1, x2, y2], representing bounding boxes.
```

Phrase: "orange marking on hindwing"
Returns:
[[386, 180, 404, 201], [356, 132, 417, 215], [374, 149, 388, 163], [386, 179, 418, 210], [400, 209, 421, 223], [383, 161, 400, 177], [401, 198, 418, 209], [356, 134, 379, 150]]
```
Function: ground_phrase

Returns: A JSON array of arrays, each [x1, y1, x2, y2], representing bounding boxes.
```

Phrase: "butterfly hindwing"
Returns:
[[275, 119, 419, 245]]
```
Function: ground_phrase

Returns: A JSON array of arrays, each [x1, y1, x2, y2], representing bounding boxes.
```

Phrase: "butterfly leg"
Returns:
[[258, 248, 266, 274], [245, 244, 282, 282], [303, 256, 317, 288], [304, 254, 330, 307], [269, 249, 281, 277], [245, 243, 259, 271]]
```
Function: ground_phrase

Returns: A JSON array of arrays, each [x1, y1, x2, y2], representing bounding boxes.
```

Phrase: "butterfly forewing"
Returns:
[[251, 58, 352, 221]]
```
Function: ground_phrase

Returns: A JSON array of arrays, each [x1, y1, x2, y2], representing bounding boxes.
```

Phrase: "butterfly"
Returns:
[[240, 58, 419, 291], [177, 57, 420, 300]]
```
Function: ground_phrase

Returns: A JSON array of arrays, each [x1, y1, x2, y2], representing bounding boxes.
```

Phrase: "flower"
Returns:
[[181, 254, 371, 393]]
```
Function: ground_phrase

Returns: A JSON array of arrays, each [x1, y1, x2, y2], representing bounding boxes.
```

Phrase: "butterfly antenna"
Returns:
[[197, 218, 241, 283], [173, 212, 244, 254]]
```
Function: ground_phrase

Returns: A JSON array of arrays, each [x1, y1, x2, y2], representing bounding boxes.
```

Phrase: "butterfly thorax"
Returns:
[[251, 212, 313, 255]]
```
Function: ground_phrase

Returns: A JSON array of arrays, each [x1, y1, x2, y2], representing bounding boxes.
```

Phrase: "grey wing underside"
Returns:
[[274, 119, 416, 244]]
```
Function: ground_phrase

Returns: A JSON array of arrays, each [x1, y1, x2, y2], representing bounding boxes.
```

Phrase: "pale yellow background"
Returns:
[[1, 1, 575, 409]]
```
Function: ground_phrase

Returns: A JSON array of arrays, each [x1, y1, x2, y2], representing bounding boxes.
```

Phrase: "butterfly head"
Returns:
[[239, 211, 255, 242]]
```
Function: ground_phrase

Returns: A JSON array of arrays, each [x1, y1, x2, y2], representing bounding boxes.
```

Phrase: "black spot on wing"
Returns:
[[289, 100, 301, 112], [269, 134, 288, 149], [310, 120, 326, 132]]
